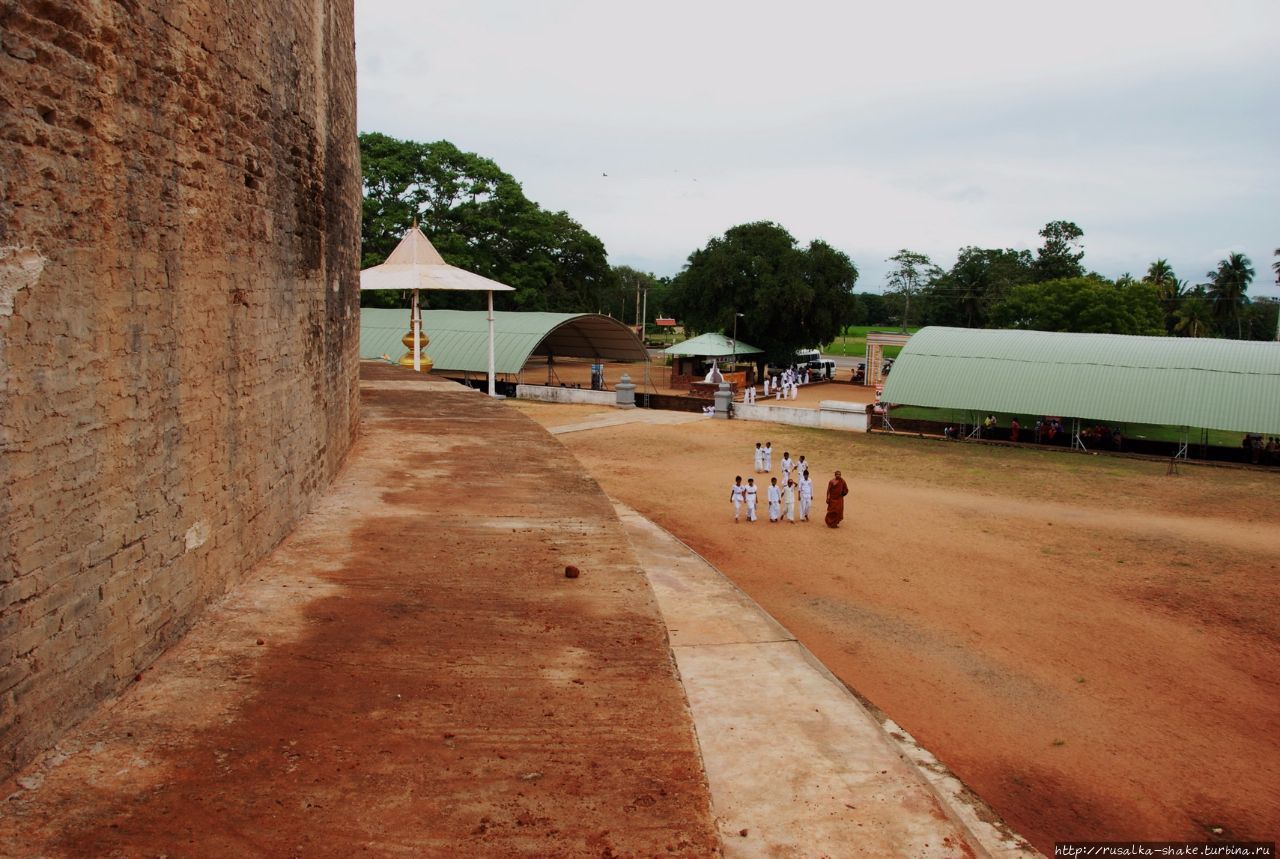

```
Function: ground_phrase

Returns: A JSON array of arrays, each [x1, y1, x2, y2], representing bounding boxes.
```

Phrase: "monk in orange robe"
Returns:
[[825, 470, 849, 528]]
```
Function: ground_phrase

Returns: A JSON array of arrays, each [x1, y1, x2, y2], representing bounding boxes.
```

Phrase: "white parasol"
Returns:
[[359, 224, 515, 396]]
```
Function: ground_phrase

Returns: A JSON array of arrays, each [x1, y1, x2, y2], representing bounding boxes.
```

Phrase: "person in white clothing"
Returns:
[[730, 476, 745, 522], [767, 477, 781, 523], [780, 452, 793, 482], [775, 380, 783, 400], [763, 377, 770, 397], [790, 381, 799, 400], [745, 478, 758, 522], [796, 455, 809, 480], [799, 470, 813, 521], [763, 442, 773, 472], [784, 478, 797, 523], [753, 442, 764, 473]]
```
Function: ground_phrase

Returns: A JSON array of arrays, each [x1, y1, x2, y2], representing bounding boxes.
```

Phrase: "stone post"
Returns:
[[616, 373, 636, 409], [714, 382, 732, 419]]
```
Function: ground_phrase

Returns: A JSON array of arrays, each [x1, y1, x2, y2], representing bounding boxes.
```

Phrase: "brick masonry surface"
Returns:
[[0, 0, 359, 778]]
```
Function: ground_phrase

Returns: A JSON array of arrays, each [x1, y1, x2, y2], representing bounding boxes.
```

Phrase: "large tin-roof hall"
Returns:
[[883, 326, 1280, 440]]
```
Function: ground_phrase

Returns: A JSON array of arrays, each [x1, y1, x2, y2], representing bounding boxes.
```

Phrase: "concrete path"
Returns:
[[548, 408, 708, 435], [616, 502, 1041, 858]]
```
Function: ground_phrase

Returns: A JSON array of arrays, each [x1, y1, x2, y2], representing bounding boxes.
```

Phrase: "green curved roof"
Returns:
[[360, 309, 649, 374], [881, 327, 1280, 434]]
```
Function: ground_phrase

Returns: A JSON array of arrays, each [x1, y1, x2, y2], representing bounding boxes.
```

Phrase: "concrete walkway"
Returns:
[[616, 502, 1041, 858], [548, 408, 708, 435]]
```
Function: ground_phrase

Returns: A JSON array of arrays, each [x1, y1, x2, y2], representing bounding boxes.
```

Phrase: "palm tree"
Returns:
[[1273, 247, 1279, 285], [1207, 252, 1254, 338], [1173, 286, 1213, 338], [1143, 260, 1182, 334]]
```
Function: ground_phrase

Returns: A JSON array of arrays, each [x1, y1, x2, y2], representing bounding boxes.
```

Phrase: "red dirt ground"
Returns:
[[514, 401, 1280, 854], [0, 368, 719, 857]]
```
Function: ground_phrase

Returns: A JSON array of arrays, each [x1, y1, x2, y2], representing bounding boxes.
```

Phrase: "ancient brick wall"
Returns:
[[0, 0, 359, 777]]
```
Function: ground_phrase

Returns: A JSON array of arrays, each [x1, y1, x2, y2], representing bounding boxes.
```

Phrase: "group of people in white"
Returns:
[[740, 366, 809, 404], [729, 442, 814, 524]]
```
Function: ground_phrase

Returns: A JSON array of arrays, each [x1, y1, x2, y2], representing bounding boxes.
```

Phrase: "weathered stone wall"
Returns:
[[0, 0, 360, 777]]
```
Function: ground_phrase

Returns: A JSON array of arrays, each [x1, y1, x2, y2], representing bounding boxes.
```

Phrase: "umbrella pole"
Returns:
[[487, 289, 496, 397], [412, 289, 421, 373]]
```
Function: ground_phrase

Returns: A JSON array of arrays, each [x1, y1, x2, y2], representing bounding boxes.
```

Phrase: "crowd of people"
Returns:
[[729, 442, 849, 528], [1243, 434, 1280, 465], [742, 366, 812, 404]]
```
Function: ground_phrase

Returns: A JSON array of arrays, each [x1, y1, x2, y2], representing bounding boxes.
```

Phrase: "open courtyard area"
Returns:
[[512, 399, 1280, 853]]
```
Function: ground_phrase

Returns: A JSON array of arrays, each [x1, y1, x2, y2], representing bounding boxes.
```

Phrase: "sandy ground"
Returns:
[[0, 369, 720, 857], [511, 399, 1280, 854]]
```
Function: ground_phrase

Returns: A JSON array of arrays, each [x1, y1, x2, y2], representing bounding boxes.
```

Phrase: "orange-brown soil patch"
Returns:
[[0, 369, 719, 857], [513, 401, 1280, 854]]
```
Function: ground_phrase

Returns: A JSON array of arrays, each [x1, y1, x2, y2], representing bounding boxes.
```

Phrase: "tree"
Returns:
[[669, 222, 858, 363], [1206, 252, 1254, 339], [1273, 247, 1279, 285], [884, 249, 939, 332], [1033, 220, 1085, 281], [1142, 259, 1183, 334], [1173, 286, 1213, 337], [923, 247, 1033, 328], [988, 276, 1165, 335], [358, 132, 611, 313]]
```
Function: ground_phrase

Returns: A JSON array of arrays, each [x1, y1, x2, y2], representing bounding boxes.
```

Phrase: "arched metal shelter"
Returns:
[[882, 327, 1280, 442], [360, 309, 649, 376]]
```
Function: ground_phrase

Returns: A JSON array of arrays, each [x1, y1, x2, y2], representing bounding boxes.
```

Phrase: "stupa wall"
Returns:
[[0, 0, 360, 777]]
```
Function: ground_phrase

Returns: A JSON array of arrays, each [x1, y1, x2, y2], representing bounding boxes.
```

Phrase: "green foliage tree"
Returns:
[[924, 247, 1034, 327], [1206, 252, 1255, 339], [358, 132, 611, 313], [1033, 220, 1085, 281], [1173, 286, 1213, 337], [1141, 259, 1182, 334], [883, 249, 940, 331], [1241, 296, 1279, 341], [669, 222, 858, 363], [988, 276, 1165, 335]]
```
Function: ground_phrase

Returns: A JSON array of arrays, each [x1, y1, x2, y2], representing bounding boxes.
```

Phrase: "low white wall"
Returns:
[[818, 400, 871, 432], [516, 385, 617, 406], [734, 402, 822, 428], [735, 400, 869, 432]]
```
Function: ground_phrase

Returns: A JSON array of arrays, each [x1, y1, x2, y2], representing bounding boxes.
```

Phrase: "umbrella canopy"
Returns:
[[359, 225, 514, 392], [359, 226, 516, 294]]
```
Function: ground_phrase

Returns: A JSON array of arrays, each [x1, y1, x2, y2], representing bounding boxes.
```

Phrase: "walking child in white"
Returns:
[[730, 476, 745, 522], [745, 478, 758, 522], [784, 478, 797, 524], [796, 454, 809, 478], [763, 442, 773, 472], [799, 469, 813, 521], [780, 451, 793, 483], [767, 477, 781, 523], [763, 377, 770, 397], [790, 380, 799, 399], [753, 442, 764, 472]]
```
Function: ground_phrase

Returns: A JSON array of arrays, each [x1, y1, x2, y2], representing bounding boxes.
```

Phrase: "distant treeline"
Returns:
[[360, 133, 1278, 344]]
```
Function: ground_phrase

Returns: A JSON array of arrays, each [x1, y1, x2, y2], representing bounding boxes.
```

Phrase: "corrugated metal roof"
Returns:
[[664, 332, 764, 357], [360, 309, 649, 374], [881, 327, 1280, 434]]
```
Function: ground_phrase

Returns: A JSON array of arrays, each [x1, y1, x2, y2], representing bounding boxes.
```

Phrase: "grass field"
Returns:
[[822, 325, 920, 358]]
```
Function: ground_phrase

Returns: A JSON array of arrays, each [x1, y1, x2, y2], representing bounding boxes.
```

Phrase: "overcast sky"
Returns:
[[355, 1, 1279, 296]]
